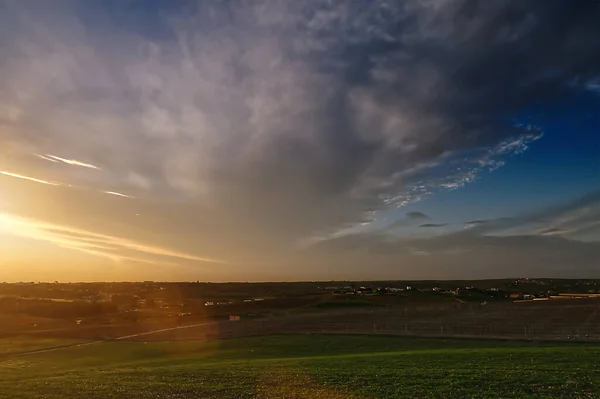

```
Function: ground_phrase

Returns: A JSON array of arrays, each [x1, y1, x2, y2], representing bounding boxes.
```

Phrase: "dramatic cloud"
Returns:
[[0, 1, 598, 279]]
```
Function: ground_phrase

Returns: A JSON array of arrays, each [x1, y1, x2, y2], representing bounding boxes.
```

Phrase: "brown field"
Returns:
[[4, 297, 598, 348], [136, 298, 600, 342]]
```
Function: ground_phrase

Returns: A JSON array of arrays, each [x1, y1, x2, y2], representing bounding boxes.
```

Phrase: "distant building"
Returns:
[[387, 287, 404, 292]]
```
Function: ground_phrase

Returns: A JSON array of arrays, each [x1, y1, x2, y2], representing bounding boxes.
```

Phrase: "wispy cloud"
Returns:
[[587, 80, 600, 94], [381, 131, 543, 207], [0, 213, 224, 265], [447, 194, 600, 241], [539, 227, 570, 236], [0, 171, 61, 186], [37, 154, 100, 170], [1, 170, 134, 199], [104, 191, 135, 199], [465, 220, 487, 226], [35, 154, 60, 163]]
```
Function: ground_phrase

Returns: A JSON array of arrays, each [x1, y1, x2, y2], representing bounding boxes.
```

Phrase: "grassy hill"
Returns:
[[1, 335, 599, 398]]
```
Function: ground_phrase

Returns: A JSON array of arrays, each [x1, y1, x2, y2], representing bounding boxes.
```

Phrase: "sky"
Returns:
[[0, 0, 599, 282]]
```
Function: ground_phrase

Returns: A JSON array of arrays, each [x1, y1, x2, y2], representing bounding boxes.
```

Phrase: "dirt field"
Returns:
[[4, 298, 600, 344]]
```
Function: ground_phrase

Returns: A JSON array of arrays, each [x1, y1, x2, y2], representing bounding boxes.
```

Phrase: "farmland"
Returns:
[[2, 280, 599, 399], [3, 279, 600, 343], [1, 335, 599, 398]]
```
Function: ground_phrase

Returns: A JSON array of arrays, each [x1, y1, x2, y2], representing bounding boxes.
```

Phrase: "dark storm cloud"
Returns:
[[0, 0, 599, 274]]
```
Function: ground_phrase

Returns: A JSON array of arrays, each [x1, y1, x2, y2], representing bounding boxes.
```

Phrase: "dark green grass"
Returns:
[[0, 336, 89, 356], [1, 335, 599, 398]]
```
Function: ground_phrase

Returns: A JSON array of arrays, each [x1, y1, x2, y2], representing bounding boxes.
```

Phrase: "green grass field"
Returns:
[[0, 336, 88, 356], [1, 335, 599, 398]]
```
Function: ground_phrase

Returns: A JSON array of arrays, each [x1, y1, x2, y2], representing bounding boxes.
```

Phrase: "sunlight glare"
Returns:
[[0, 213, 16, 233]]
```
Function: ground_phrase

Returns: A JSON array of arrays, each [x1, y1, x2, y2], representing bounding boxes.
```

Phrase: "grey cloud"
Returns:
[[305, 192, 600, 278], [465, 191, 600, 240], [569, 223, 600, 242], [380, 211, 430, 231], [407, 212, 429, 220], [462, 217, 516, 231], [420, 223, 448, 228], [540, 227, 569, 236], [465, 220, 486, 225], [0, 1, 599, 272], [308, 229, 600, 279]]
